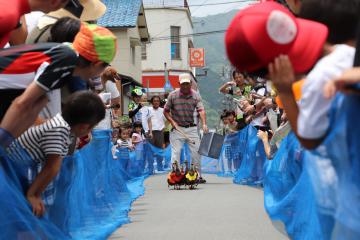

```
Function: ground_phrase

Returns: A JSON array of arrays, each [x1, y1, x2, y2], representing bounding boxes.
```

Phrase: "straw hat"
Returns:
[[48, 0, 106, 22]]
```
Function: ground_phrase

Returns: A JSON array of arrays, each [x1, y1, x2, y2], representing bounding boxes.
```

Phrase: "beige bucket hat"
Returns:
[[48, 0, 106, 22]]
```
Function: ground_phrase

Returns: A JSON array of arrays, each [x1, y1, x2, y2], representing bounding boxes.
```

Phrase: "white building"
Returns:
[[142, 0, 198, 95], [98, 0, 149, 114]]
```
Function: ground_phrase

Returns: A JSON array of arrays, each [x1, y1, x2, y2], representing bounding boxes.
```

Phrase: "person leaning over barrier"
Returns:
[[269, 0, 358, 149], [225, 1, 328, 149], [164, 73, 208, 184], [12, 91, 105, 217], [0, 0, 70, 48], [0, 23, 117, 147]]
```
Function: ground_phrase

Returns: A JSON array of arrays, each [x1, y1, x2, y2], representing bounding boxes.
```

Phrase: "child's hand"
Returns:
[[268, 55, 295, 93], [324, 68, 360, 97], [323, 81, 337, 99], [257, 130, 268, 141], [27, 195, 45, 217]]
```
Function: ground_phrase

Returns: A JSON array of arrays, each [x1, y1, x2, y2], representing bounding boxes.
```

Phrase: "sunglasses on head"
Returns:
[[64, 0, 84, 18]]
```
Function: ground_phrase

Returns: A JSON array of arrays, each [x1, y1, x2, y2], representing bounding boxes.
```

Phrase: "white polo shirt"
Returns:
[[149, 107, 165, 131], [298, 44, 355, 139]]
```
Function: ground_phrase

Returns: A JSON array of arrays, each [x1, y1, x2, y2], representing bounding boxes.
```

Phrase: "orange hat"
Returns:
[[73, 23, 117, 64], [276, 79, 304, 108]]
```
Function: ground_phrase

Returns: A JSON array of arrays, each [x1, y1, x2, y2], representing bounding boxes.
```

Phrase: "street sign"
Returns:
[[189, 48, 205, 67]]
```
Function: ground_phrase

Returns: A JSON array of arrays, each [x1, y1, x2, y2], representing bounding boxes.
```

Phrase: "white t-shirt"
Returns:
[[39, 89, 61, 119], [149, 107, 165, 131], [96, 92, 112, 130], [105, 81, 120, 99], [96, 82, 120, 130], [140, 106, 152, 132], [25, 11, 44, 34], [250, 87, 267, 127], [298, 44, 355, 139]]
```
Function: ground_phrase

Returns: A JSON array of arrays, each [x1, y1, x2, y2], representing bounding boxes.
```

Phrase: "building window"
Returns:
[[130, 45, 136, 65], [171, 26, 181, 60], [141, 43, 147, 60]]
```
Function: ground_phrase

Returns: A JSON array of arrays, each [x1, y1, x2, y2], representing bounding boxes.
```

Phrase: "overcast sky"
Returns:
[[189, 0, 258, 17]]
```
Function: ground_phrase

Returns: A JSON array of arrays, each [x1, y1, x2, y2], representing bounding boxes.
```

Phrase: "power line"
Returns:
[[148, 0, 256, 37], [150, 29, 226, 41], [150, 0, 210, 39]]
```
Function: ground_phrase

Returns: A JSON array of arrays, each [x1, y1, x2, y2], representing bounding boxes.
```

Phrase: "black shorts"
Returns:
[[150, 130, 164, 148], [164, 131, 170, 145]]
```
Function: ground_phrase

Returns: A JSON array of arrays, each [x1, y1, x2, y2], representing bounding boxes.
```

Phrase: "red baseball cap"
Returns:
[[225, 2, 328, 74]]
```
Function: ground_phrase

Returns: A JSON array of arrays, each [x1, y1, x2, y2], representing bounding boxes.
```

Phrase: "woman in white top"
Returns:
[[101, 67, 121, 116], [95, 67, 121, 130]]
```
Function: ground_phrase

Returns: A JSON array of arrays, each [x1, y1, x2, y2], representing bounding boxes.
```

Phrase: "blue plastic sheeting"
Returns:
[[201, 131, 246, 176], [201, 126, 267, 184], [305, 94, 360, 239], [116, 141, 193, 175], [0, 129, 146, 239], [263, 132, 330, 239], [233, 126, 266, 185]]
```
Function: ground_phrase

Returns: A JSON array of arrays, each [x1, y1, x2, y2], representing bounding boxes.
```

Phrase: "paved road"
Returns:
[[110, 174, 288, 240]]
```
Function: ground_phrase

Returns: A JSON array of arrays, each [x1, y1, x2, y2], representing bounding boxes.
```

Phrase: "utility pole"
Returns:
[[163, 62, 173, 93]]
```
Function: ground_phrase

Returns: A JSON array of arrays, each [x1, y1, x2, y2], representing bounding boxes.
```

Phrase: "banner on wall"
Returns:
[[189, 48, 205, 67]]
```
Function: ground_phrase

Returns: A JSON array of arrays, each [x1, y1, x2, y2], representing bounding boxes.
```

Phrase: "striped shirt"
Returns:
[[164, 89, 204, 126], [117, 139, 133, 149], [0, 42, 77, 91], [16, 113, 71, 163]]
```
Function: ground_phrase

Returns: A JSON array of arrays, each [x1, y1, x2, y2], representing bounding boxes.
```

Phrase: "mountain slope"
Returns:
[[193, 10, 239, 127]]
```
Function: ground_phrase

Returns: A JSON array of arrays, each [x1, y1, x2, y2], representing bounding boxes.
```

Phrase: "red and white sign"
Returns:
[[189, 48, 205, 67]]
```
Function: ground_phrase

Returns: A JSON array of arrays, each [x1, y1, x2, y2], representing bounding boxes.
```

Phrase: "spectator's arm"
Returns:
[[26, 154, 63, 217], [128, 104, 142, 119], [9, 16, 27, 46], [164, 111, 178, 130], [0, 82, 48, 141], [257, 130, 272, 159], [269, 55, 323, 149], [324, 67, 360, 98], [147, 116, 153, 138], [163, 94, 178, 129], [219, 82, 233, 94]]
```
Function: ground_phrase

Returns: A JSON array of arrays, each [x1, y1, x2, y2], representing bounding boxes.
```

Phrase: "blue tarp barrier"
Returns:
[[1, 91, 359, 240], [201, 125, 266, 183], [0, 129, 147, 239], [263, 132, 329, 239], [201, 126, 266, 184], [203, 94, 360, 239], [232, 125, 266, 185], [305, 94, 360, 239]]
